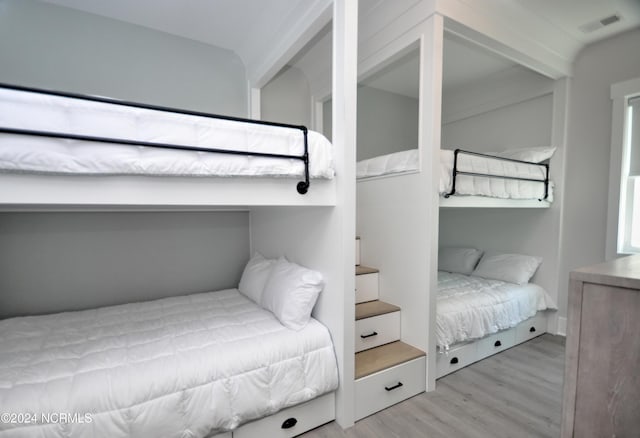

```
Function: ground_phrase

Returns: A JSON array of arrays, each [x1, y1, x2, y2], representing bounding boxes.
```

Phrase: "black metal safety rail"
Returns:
[[444, 149, 550, 201], [0, 83, 311, 194]]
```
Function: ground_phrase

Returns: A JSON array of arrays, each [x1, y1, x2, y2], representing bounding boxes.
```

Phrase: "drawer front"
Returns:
[[355, 312, 401, 353], [436, 342, 477, 378], [356, 273, 379, 303], [515, 313, 547, 344], [234, 393, 334, 438], [477, 328, 516, 360], [356, 238, 360, 266], [355, 356, 426, 421]]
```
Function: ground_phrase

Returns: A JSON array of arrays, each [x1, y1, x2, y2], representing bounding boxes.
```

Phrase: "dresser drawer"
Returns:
[[355, 311, 400, 353], [477, 328, 516, 360], [355, 356, 426, 420], [515, 313, 547, 344], [355, 272, 379, 303], [233, 393, 334, 438], [436, 341, 477, 378]]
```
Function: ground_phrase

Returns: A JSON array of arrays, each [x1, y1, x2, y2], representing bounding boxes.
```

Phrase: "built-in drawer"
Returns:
[[477, 328, 516, 360], [436, 341, 477, 378], [355, 311, 400, 353], [233, 393, 334, 438], [515, 313, 547, 344], [355, 356, 426, 421], [355, 272, 379, 303]]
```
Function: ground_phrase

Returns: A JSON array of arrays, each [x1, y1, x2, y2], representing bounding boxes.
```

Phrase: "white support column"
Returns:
[[332, 0, 358, 428], [249, 87, 261, 119], [421, 13, 444, 393]]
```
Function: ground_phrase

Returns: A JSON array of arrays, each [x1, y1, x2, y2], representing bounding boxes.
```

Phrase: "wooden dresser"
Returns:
[[561, 255, 640, 438]]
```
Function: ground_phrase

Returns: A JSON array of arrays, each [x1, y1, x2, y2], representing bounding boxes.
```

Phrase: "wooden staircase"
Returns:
[[353, 237, 426, 420]]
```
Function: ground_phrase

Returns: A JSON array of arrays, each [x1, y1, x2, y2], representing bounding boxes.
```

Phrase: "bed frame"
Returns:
[[435, 310, 551, 378], [0, 82, 312, 194], [444, 148, 550, 201]]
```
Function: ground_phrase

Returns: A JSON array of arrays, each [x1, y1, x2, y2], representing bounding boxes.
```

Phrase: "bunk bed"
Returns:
[[0, 84, 343, 437], [0, 83, 337, 209], [356, 147, 553, 208], [0, 287, 339, 438], [435, 248, 556, 378]]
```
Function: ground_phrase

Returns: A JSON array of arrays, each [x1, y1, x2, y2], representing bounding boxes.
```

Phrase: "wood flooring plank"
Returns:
[[302, 334, 565, 438]]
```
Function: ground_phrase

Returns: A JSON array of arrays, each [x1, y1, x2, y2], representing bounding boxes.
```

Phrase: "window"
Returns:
[[617, 94, 640, 253]]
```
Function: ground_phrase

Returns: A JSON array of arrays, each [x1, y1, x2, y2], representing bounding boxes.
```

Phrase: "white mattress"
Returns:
[[356, 149, 418, 178], [0, 87, 334, 179], [356, 149, 552, 201], [0, 289, 338, 438], [437, 271, 556, 350], [440, 149, 551, 200]]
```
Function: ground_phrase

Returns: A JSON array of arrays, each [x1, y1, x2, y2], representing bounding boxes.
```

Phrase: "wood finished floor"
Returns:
[[302, 334, 565, 438]]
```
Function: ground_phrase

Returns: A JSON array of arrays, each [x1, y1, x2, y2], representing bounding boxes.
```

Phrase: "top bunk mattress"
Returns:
[[0, 288, 338, 438], [437, 271, 556, 350], [0, 86, 334, 179], [356, 148, 553, 202]]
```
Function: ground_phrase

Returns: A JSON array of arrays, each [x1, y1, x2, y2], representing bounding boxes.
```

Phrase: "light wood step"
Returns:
[[356, 265, 378, 275], [355, 341, 426, 379], [355, 300, 400, 320]]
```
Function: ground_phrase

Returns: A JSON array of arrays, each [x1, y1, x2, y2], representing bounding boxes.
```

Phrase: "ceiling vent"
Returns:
[[579, 13, 622, 33]]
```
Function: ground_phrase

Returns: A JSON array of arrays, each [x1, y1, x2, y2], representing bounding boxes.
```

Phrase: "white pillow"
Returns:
[[238, 252, 275, 304], [261, 257, 324, 331], [438, 247, 484, 275], [494, 146, 556, 163], [472, 252, 542, 285]]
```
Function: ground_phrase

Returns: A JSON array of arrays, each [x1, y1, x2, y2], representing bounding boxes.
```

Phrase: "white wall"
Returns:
[[261, 66, 311, 126], [557, 28, 640, 320], [0, 212, 250, 319], [357, 86, 419, 161], [0, 0, 247, 116]]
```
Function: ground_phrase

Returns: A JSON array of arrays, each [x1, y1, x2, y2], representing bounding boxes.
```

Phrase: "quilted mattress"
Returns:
[[437, 271, 556, 350], [0, 87, 334, 179], [0, 289, 338, 438], [356, 149, 553, 201]]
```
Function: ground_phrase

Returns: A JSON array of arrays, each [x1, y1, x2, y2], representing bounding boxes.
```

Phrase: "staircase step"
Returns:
[[355, 300, 400, 320], [355, 341, 426, 379], [356, 265, 378, 275]]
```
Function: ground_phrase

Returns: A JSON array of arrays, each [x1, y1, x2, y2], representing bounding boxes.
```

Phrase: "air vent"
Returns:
[[579, 14, 622, 33]]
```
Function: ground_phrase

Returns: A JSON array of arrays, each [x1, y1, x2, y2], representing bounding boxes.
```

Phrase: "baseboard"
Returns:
[[556, 316, 567, 337]]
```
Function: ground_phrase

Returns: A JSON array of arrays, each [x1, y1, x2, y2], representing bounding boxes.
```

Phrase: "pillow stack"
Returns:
[[238, 252, 324, 330], [438, 246, 543, 285]]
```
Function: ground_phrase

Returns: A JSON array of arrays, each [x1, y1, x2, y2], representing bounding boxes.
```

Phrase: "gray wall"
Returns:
[[262, 66, 311, 126], [357, 86, 419, 161], [557, 28, 640, 316], [0, 212, 250, 319], [0, 0, 247, 116], [441, 94, 553, 152]]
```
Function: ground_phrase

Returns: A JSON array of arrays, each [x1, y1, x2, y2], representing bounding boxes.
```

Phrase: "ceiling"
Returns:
[[39, 0, 640, 95]]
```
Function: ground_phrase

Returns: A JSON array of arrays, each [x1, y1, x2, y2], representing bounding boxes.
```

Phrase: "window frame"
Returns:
[[607, 77, 640, 258]]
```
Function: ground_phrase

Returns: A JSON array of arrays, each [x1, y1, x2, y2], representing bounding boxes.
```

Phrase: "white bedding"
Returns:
[[437, 271, 556, 350], [0, 289, 338, 438], [356, 149, 552, 201], [0, 87, 334, 178]]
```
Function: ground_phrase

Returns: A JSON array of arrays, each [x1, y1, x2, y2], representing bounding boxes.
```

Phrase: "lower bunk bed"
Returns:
[[435, 250, 557, 378], [0, 288, 339, 438]]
